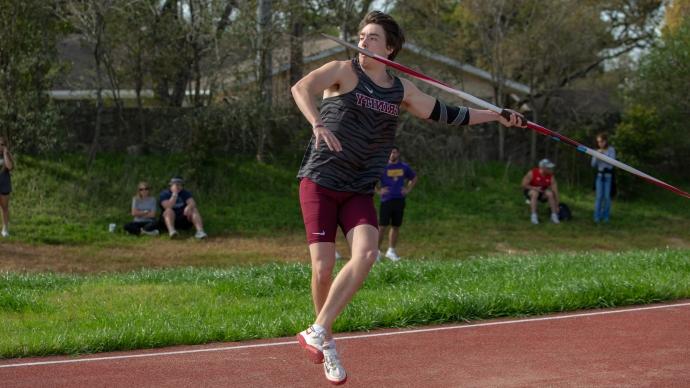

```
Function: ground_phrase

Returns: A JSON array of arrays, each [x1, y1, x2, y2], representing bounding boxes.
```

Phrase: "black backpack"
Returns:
[[558, 203, 572, 221]]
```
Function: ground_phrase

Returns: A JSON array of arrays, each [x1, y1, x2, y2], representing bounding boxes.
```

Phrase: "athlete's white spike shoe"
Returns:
[[323, 344, 347, 385], [297, 325, 326, 364]]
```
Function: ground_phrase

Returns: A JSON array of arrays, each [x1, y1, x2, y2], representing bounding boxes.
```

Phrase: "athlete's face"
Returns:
[[389, 148, 400, 163], [358, 23, 393, 66]]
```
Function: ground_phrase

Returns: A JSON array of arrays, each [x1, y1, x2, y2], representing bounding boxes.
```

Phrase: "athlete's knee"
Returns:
[[529, 190, 539, 198], [360, 248, 379, 265], [545, 190, 554, 199], [312, 262, 334, 285]]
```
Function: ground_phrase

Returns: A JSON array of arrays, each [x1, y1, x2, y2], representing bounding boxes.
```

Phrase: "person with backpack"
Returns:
[[521, 159, 561, 225]]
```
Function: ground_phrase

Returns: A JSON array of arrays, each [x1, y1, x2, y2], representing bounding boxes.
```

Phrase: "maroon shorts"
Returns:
[[299, 178, 378, 244]]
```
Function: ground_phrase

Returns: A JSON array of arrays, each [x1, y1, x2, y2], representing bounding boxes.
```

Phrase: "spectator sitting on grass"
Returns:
[[159, 176, 207, 239], [124, 181, 159, 236], [521, 158, 560, 225]]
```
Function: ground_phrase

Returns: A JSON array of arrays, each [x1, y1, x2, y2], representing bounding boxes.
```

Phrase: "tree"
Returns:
[[0, 0, 65, 152], [61, 0, 117, 164], [255, 0, 272, 162], [108, 0, 152, 142], [393, 1, 663, 164], [288, 0, 305, 86], [148, 0, 238, 107], [616, 13, 690, 177]]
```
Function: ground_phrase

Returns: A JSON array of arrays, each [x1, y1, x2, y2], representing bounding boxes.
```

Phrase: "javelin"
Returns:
[[322, 33, 690, 200]]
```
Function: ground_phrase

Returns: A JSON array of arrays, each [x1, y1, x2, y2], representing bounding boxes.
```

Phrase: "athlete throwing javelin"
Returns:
[[293, 11, 526, 384]]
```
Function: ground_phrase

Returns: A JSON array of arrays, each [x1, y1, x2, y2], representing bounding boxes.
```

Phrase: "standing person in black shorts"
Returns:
[[292, 10, 526, 385], [0, 136, 14, 238], [377, 146, 417, 261]]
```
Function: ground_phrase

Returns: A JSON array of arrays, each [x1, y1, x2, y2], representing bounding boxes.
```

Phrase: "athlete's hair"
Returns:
[[596, 132, 609, 143], [358, 11, 405, 60]]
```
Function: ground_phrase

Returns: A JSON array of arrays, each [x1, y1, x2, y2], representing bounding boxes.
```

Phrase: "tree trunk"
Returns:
[[88, 12, 105, 167], [289, 0, 304, 86], [529, 95, 538, 165], [494, 83, 505, 161], [255, 0, 272, 163], [134, 39, 145, 145]]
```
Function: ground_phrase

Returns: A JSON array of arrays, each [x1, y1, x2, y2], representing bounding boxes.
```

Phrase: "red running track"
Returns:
[[2, 301, 689, 387]]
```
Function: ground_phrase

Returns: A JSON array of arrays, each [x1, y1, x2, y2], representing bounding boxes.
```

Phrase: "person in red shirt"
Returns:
[[521, 159, 560, 224]]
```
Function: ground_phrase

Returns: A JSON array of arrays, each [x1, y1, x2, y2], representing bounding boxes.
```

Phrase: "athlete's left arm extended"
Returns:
[[399, 78, 524, 127]]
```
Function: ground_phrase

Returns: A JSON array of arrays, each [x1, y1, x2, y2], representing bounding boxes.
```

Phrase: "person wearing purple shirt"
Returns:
[[376, 146, 417, 261]]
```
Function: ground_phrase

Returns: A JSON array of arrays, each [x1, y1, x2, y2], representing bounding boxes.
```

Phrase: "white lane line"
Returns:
[[2, 301, 689, 369]]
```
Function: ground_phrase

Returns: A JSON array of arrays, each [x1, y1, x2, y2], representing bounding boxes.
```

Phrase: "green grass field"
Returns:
[[5, 153, 689, 251], [1, 153, 688, 358], [2, 249, 688, 358]]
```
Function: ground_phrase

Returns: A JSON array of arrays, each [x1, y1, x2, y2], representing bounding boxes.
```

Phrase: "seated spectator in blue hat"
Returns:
[[159, 177, 207, 239], [521, 159, 561, 225], [124, 181, 159, 236]]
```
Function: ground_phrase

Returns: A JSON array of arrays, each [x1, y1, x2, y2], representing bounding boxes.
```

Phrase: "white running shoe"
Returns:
[[169, 230, 179, 239], [194, 230, 208, 239], [1, 229, 8, 238], [530, 213, 539, 225], [297, 325, 326, 364], [385, 248, 401, 262], [141, 229, 159, 237], [323, 344, 347, 385], [551, 213, 560, 224]]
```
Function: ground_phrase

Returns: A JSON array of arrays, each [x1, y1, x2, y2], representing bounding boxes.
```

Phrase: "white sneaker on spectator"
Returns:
[[194, 230, 208, 240], [1, 229, 8, 238], [141, 229, 159, 237], [169, 230, 179, 239], [323, 344, 347, 385], [551, 213, 560, 224], [297, 325, 326, 364], [530, 213, 539, 225], [385, 248, 401, 262]]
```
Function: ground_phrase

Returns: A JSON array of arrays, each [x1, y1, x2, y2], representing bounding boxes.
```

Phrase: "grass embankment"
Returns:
[[1, 249, 689, 358], [1, 154, 688, 272]]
